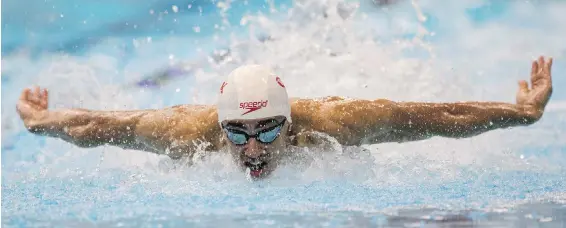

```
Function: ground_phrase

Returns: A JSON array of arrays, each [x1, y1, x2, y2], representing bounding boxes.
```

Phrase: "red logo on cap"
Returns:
[[240, 100, 268, 115], [276, 77, 285, 88], [220, 82, 228, 94]]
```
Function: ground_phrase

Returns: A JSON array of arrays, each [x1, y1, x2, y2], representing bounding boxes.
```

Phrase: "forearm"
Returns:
[[394, 101, 541, 138], [26, 108, 148, 148]]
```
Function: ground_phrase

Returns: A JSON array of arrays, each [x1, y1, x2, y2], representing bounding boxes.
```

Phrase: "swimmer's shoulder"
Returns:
[[289, 96, 396, 146], [149, 104, 219, 129], [289, 96, 393, 116], [167, 103, 221, 133], [141, 104, 222, 152], [167, 104, 216, 113], [289, 97, 345, 130]]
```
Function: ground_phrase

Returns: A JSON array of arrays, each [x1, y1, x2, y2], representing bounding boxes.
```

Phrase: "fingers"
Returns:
[[545, 57, 553, 82], [21, 86, 48, 107], [28, 86, 40, 104], [538, 56, 545, 69], [40, 88, 49, 109], [531, 56, 553, 85], [20, 88, 31, 101], [518, 80, 529, 93], [531, 59, 539, 77], [530, 59, 540, 88], [535, 56, 553, 74]]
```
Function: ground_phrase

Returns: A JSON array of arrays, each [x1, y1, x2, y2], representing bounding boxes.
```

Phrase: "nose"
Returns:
[[243, 138, 264, 159]]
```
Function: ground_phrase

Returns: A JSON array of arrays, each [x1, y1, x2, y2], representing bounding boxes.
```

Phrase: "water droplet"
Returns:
[[172, 5, 179, 13]]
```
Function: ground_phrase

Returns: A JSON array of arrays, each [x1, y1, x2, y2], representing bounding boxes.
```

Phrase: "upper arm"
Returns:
[[289, 97, 469, 146], [290, 97, 397, 146], [134, 105, 222, 158]]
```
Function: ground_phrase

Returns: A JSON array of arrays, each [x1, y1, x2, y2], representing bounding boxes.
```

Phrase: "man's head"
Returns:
[[217, 64, 292, 179]]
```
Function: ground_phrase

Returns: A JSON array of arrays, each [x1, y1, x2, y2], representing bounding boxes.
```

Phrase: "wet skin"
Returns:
[[16, 57, 554, 179]]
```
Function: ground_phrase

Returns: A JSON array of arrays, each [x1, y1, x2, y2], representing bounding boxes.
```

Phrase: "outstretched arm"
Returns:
[[388, 101, 539, 142], [291, 56, 554, 145], [16, 88, 221, 158], [391, 56, 552, 141]]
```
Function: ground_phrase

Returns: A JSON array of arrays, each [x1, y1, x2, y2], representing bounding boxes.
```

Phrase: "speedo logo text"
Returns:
[[240, 100, 268, 115]]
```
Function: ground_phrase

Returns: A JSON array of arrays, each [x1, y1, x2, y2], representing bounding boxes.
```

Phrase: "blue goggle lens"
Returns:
[[258, 125, 282, 143], [224, 122, 283, 145], [226, 130, 248, 145]]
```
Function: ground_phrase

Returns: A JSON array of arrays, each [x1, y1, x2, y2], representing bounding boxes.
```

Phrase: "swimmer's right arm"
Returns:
[[16, 87, 222, 158]]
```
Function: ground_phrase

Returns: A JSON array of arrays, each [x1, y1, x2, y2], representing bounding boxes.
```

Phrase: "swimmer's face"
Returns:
[[221, 116, 289, 179]]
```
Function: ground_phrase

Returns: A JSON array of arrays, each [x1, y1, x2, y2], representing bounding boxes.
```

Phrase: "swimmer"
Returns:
[[17, 56, 554, 179]]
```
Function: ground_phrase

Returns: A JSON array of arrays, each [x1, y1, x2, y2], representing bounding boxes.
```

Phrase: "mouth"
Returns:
[[244, 161, 267, 178]]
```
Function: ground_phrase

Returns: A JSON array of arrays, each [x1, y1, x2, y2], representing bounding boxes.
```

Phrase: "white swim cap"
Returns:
[[217, 64, 292, 123]]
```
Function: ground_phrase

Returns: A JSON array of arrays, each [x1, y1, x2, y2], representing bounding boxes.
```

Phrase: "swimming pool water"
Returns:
[[2, 0, 566, 227]]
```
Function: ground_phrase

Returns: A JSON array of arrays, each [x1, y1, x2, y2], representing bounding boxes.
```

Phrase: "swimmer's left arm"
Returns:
[[292, 98, 542, 145], [387, 101, 541, 142], [291, 56, 553, 145], [388, 56, 553, 142]]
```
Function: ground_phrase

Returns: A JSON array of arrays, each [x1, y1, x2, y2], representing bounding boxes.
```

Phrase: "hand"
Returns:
[[516, 56, 553, 118], [16, 86, 49, 128]]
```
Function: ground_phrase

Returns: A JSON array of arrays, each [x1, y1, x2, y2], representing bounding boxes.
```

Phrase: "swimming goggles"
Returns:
[[223, 119, 286, 145]]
